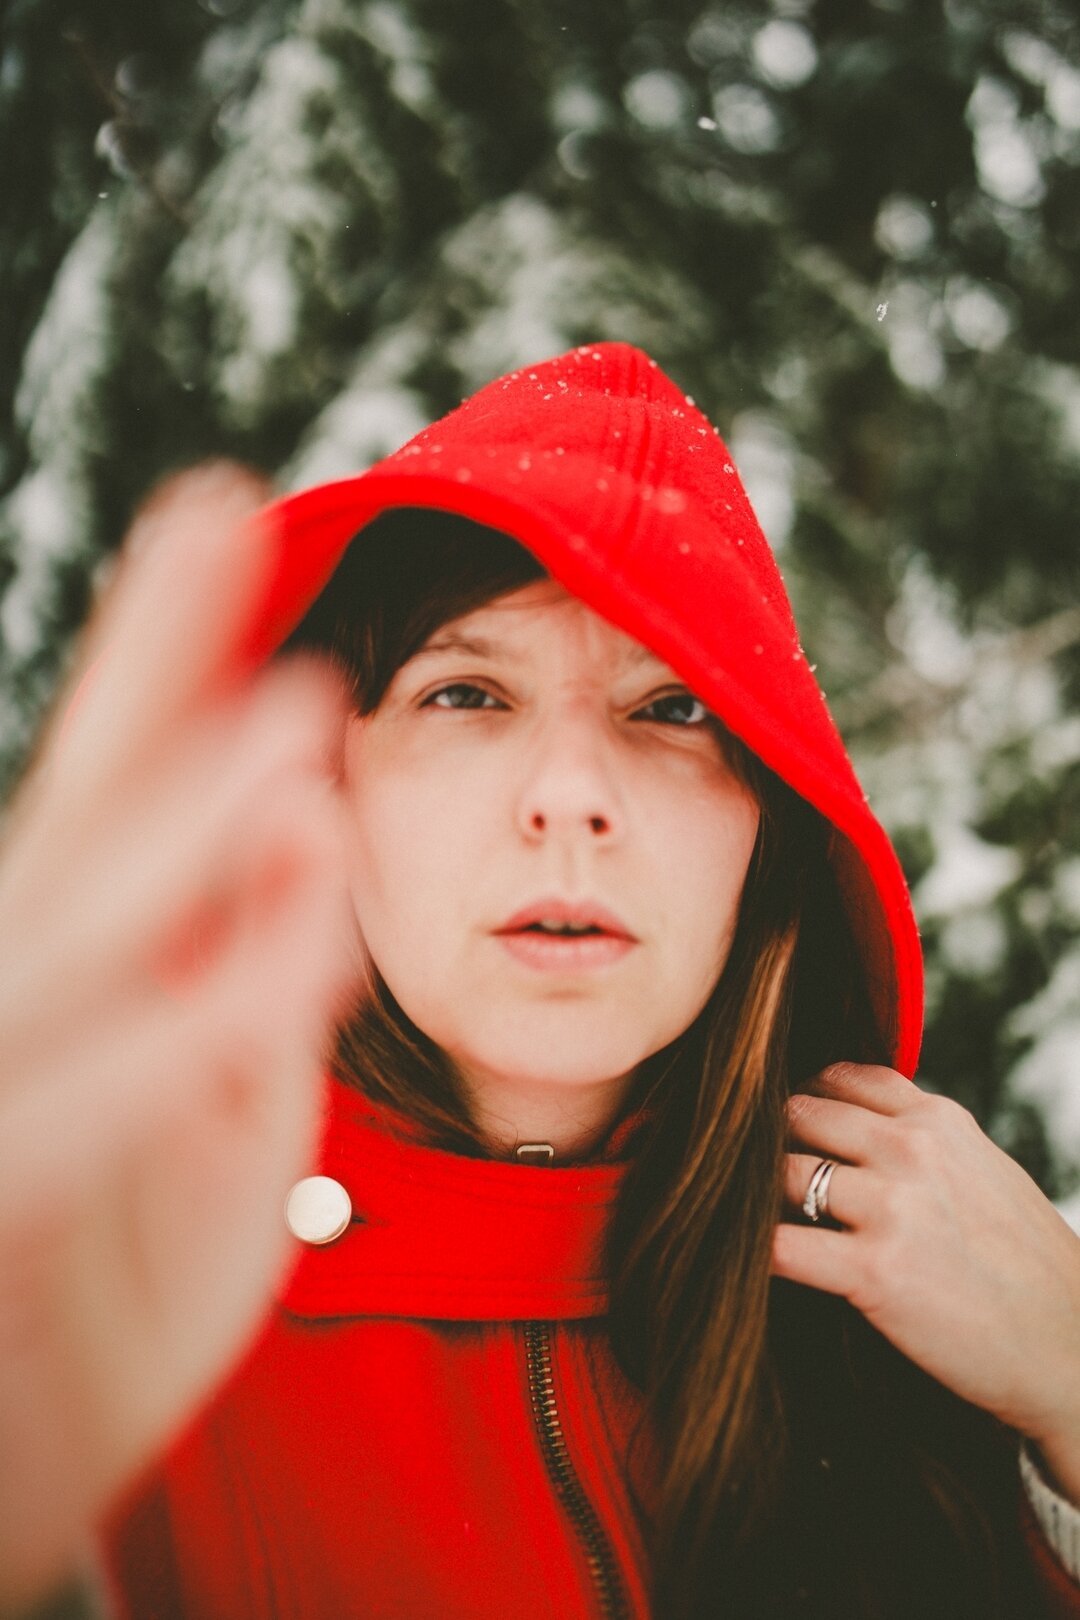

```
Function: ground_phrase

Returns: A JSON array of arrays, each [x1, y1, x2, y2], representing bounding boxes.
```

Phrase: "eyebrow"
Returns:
[[410, 630, 669, 671], [410, 632, 508, 662]]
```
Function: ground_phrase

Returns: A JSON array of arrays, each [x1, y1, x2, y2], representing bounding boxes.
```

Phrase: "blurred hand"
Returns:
[[774, 1062, 1080, 1503], [0, 465, 358, 1609]]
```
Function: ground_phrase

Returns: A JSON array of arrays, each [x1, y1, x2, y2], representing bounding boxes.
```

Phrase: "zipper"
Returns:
[[523, 1321, 630, 1620]]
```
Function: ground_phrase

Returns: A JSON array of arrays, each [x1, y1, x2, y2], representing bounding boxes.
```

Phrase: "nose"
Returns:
[[515, 706, 624, 844]]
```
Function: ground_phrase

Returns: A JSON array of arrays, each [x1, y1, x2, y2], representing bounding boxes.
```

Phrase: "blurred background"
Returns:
[[1, 0, 1078, 1209]]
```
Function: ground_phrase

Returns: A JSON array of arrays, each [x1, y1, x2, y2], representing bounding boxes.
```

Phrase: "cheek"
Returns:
[[656, 783, 761, 971], [344, 783, 426, 923], [341, 754, 488, 965]]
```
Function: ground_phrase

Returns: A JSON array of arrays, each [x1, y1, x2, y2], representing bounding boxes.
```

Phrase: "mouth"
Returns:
[[493, 899, 638, 972], [495, 899, 637, 941], [517, 922, 606, 936]]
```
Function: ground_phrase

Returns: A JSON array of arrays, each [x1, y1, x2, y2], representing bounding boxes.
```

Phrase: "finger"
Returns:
[[41, 463, 277, 804], [0, 984, 268, 1228], [0, 814, 352, 1598], [124, 769, 357, 1273], [781, 1153, 883, 1229], [0, 659, 347, 1048], [199, 770, 359, 1065], [785, 1093, 887, 1164], [804, 1061, 917, 1115], [140, 665, 352, 1006], [0, 771, 355, 1228], [771, 1220, 859, 1299]]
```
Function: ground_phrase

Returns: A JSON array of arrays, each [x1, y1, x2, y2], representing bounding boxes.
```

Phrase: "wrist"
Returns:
[[1026, 1421, 1080, 1509], [1020, 1441, 1080, 1585]]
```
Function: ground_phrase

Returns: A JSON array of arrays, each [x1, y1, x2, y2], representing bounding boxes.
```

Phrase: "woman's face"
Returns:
[[341, 578, 760, 1121]]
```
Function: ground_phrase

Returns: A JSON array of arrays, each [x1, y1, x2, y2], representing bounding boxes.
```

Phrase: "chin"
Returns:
[[454, 1023, 655, 1093]]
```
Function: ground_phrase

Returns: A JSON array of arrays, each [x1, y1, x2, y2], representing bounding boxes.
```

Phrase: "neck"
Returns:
[[458, 1066, 637, 1163]]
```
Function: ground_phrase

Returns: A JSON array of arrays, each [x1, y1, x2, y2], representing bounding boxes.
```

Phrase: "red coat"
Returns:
[[104, 1080, 1080, 1618], [107, 1080, 654, 1619]]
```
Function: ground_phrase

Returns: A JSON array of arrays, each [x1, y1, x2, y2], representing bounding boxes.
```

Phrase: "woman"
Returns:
[[24, 345, 1080, 1615]]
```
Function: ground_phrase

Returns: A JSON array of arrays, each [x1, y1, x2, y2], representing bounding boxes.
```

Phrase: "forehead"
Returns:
[[418, 579, 672, 674]]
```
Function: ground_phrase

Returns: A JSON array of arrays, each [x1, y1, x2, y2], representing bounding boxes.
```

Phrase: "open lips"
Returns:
[[494, 899, 639, 971], [495, 898, 637, 940]]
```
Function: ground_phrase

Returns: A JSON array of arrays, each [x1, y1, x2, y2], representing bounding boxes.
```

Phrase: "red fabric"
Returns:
[[103, 1080, 1080, 1618], [239, 342, 922, 1075], [279, 1085, 624, 1321], [106, 1078, 656, 1620]]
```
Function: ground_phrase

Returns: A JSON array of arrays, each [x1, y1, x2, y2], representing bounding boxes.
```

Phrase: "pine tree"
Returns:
[[3, 0, 1079, 1202]]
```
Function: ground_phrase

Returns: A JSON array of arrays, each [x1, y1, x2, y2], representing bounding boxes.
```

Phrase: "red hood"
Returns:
[[240, 341, 922, 1075]]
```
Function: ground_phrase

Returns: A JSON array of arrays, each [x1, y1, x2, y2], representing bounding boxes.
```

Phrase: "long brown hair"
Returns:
[[284, 509, 1044, 1619]]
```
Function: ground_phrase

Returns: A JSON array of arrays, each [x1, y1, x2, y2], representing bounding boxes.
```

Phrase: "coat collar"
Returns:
[[278, 1078, 627, 1322]]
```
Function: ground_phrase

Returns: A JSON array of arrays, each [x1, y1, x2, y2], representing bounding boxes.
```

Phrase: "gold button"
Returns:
[[284, 1176, 352, 1245]]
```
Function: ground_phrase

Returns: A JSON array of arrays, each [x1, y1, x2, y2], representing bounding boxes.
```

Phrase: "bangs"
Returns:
[[282, 506, 764, 791], [280, 507, 546, 713]]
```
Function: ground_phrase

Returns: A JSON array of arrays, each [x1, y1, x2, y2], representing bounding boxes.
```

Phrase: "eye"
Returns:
[[636, 690, 709, 726], [422, 682, 504, 711]]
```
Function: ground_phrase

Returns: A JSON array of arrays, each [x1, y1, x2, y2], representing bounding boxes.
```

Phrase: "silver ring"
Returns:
[[802, 1158, 837, 1224]]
